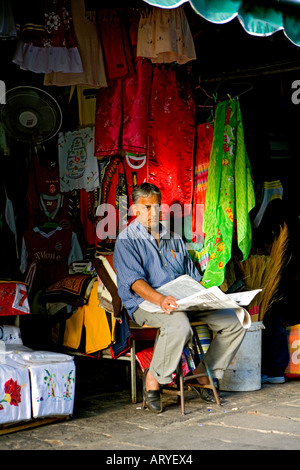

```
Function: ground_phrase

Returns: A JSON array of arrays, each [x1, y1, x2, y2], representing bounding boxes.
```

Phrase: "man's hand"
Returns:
[[159, 295, 178, 314], [131, 279, 178, 314]]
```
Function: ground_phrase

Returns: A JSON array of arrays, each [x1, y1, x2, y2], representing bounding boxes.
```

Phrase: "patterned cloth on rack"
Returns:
[[58, 127, 99, 192], [202, 98, 255, 287]]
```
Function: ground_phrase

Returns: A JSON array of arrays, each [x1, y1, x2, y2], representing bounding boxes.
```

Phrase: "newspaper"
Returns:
[[139, 275, 261, 329]]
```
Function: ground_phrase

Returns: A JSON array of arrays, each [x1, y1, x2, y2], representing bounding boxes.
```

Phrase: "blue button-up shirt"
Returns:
[[113, 219, 202, 318]]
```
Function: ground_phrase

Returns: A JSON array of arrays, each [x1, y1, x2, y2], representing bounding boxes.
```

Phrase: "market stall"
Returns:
[[0, 0, 300, 427]]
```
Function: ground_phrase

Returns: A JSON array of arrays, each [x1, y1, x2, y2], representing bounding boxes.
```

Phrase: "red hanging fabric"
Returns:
[[147, 66, 195, 220], [94, 57, 152, 157], [192, 122, 214, 235]]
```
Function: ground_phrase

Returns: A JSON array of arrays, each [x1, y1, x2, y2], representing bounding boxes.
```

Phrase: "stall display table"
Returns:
[[0, 281, 75, 434], [0, 343, 76, 434]]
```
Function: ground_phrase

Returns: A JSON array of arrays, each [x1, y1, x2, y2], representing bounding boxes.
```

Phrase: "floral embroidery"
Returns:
[[0, 378, 22, 409], [45, 12, 61, 32]]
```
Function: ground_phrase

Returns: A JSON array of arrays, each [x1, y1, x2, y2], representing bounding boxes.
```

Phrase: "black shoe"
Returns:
[[192, 387, 221, 403], [143, 368, 163, 413]]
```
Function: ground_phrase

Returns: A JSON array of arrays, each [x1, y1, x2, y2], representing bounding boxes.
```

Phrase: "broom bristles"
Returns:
[[237, 223, 289, 320], [259, 223, 289, 319]]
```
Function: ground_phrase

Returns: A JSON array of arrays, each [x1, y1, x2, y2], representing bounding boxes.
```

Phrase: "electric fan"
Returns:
[[0, 86, 62, 144]]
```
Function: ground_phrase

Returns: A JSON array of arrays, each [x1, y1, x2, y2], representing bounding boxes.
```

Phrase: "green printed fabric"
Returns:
[[201, 98, 255, 287]]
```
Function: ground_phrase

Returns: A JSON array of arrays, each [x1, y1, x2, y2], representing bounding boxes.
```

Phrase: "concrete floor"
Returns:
[[0, 355, 300, 452]]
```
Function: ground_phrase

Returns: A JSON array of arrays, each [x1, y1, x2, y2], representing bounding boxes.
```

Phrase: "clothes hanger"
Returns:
[[195, 81, 219, 107], [232, 81, 253, 98], [38, 219, 58, 231], [213, 80, 253, 101]]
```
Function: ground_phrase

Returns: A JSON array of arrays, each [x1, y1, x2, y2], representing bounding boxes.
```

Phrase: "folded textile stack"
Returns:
[[0, 329, 75, 425], [7, 349, 76, 419], [0, 361, 31, 425]]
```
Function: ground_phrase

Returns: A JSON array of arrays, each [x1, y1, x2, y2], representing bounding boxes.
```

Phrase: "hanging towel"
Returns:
[[202, 98, 255, 287], [58, 127, 99, 192]]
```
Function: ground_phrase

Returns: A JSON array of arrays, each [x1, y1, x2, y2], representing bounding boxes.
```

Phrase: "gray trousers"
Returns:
[[133, 307, 246, 385]]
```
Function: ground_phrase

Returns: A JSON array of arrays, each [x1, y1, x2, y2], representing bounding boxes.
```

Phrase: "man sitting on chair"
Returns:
[[113, 183, 245, 413]]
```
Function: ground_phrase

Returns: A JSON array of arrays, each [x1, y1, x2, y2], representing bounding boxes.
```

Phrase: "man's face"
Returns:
[[133, 194, 161, 231]]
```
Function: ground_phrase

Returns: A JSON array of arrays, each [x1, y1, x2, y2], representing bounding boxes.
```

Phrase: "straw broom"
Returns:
[[237, 223, 289, 321], [259, 222, 289, 320], [237, 255, 270, 316]]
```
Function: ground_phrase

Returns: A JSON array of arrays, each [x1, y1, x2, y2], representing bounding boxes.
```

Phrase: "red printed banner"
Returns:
[[0, 282, 30, 316]]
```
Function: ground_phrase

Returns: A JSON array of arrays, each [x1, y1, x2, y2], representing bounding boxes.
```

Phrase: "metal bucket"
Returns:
[[218, 321, 265, 391]]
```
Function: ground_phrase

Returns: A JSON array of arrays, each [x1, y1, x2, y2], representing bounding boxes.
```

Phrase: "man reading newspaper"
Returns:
[[113, 183, 247, 414]]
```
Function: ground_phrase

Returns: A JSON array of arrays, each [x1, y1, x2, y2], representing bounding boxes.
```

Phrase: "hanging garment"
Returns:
[[0, 122, 9, 156], [63, 281, 116, 354], [13, 0, 83, 74], [27, 154, 60, 197], [79, 189, 99, 247], [96, 9, 136, 81], [44, 0, 107, 87], [192, 122, 214, 237], [20, 226, 83, 296], [147, 65, 195, 219], [26, 155, 60, 223], [58, 127, 99, 192], [184, 123, 214, 273], [37, 193, 72, 230], [0, 185, 19, 277], [25, 153, 73, 229], [0, 0, 17, 39], [252, 180, 283, 228], [123, 152, 148, 204], [95, 156, 129, 244], [92, 152, 147, 248], [3, 185, 18, 258], [94, 8, 151, 157], [137, 6, 196, 64], [94, 57, 152, 157], [202, 98, 255, 287], [74, 86, 97, 127]]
